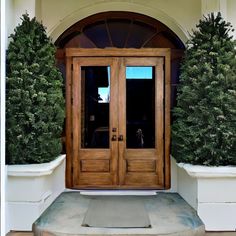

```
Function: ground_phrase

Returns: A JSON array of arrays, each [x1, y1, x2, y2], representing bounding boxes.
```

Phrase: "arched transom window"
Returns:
[[55, 12, 185, 49]]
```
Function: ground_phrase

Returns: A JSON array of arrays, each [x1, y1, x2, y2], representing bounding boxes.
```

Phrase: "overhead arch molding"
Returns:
[[49, 1, 188, 45]]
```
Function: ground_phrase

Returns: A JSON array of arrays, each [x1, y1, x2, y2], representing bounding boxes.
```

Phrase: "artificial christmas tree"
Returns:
[[172, 13, 236, 166], [6, 14, 65, 164]]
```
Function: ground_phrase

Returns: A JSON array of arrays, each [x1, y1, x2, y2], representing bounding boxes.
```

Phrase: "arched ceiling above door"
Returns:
[[55, 12, 185, 49]]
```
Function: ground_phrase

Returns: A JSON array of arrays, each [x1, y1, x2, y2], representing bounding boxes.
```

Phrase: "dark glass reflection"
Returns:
[[107, 19, 132, 48], [126, 21, 156, 48], [126, 67, 155, 148], [83, 21, 111, 48], [81, 66, 110, 148]]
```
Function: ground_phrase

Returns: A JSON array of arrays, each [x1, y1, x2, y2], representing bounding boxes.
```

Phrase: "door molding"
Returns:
[[66, 48, 171, 57], [65, 48, 171, 189]]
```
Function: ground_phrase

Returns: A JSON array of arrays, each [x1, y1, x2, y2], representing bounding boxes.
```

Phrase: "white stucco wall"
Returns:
[[38, 0, 198, 43], [6, 0, 14, 45], [14, 0, 36, 24], [6, 0, 236, 44], [5, 0, 36, 47], [227, 0, 236, 39]]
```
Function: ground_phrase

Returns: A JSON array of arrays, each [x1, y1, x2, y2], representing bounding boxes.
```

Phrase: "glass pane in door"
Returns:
[[126, 66, 155, 148], [81, 66, 110, 148]]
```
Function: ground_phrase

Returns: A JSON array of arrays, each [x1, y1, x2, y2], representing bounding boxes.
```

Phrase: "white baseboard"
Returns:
[[80, 190, 158, 196]]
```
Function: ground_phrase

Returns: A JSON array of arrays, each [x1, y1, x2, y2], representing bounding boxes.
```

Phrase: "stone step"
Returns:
[[33, 192, 205, 236]]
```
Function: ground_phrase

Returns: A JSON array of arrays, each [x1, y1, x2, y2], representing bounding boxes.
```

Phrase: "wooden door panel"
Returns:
[[127, 160, 156, 172], [124, 173, 162, 187], [79, 149, 111, 159], [81, 160, 110, 172], [125, 149, 157, 159], [77, 173, 113, 186], [119, 57, 164, 188], [72, 57, 119, 187]]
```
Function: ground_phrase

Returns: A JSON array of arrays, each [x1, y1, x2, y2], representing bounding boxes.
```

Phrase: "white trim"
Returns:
[[80, 190, 158, 196], [7, 154, 66, 177], [1, 0, 6, 234], [177, 162, 236, 178]]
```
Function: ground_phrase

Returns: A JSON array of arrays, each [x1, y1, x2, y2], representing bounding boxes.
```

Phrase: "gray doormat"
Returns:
[[82, 196, 151, 228]]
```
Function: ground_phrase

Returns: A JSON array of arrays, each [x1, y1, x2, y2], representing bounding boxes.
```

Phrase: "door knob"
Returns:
[[118, 135, 123, 141], [111, 135, 117, 141]]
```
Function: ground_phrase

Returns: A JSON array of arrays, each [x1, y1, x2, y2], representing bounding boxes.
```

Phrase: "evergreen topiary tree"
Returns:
[[172, 13, 236, 166], [6, 14, 65, 164]]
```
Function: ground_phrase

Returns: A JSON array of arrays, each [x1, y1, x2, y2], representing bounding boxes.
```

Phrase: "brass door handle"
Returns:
[[118, 135, 123, 141], [111, 135, 117, 141]]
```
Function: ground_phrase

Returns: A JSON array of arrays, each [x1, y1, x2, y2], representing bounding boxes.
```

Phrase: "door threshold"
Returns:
[[79, 190, 158, 196]]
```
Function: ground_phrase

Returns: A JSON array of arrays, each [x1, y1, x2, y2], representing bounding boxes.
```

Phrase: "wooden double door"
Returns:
[[66, 49, 171, 189]]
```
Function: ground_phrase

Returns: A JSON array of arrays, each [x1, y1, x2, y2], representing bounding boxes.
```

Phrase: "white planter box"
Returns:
[[176, 161, 236, 231], [6, 154, 66, 231]]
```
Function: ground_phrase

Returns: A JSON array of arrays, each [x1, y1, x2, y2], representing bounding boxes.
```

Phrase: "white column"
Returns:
[[1, 0, 6, 234]]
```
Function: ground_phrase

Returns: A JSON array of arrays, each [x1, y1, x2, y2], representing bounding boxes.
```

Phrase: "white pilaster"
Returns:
[[5, 0, 37, 45], [1, 0, 6, 234], [201, 0, 227, 20], [14, 0, 36, 25]]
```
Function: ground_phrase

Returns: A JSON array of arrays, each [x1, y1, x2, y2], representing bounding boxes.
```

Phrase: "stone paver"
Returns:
[[6, 230, 236, 235], [33, 192, 205, 236]]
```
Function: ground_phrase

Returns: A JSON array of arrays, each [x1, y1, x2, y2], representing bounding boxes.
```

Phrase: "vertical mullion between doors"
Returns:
[[110, 58, 119, 185], [118, 58, 126, 185]]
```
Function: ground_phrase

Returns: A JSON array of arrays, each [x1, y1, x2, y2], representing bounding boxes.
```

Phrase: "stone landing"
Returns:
[[33, 192, 205, 236]]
